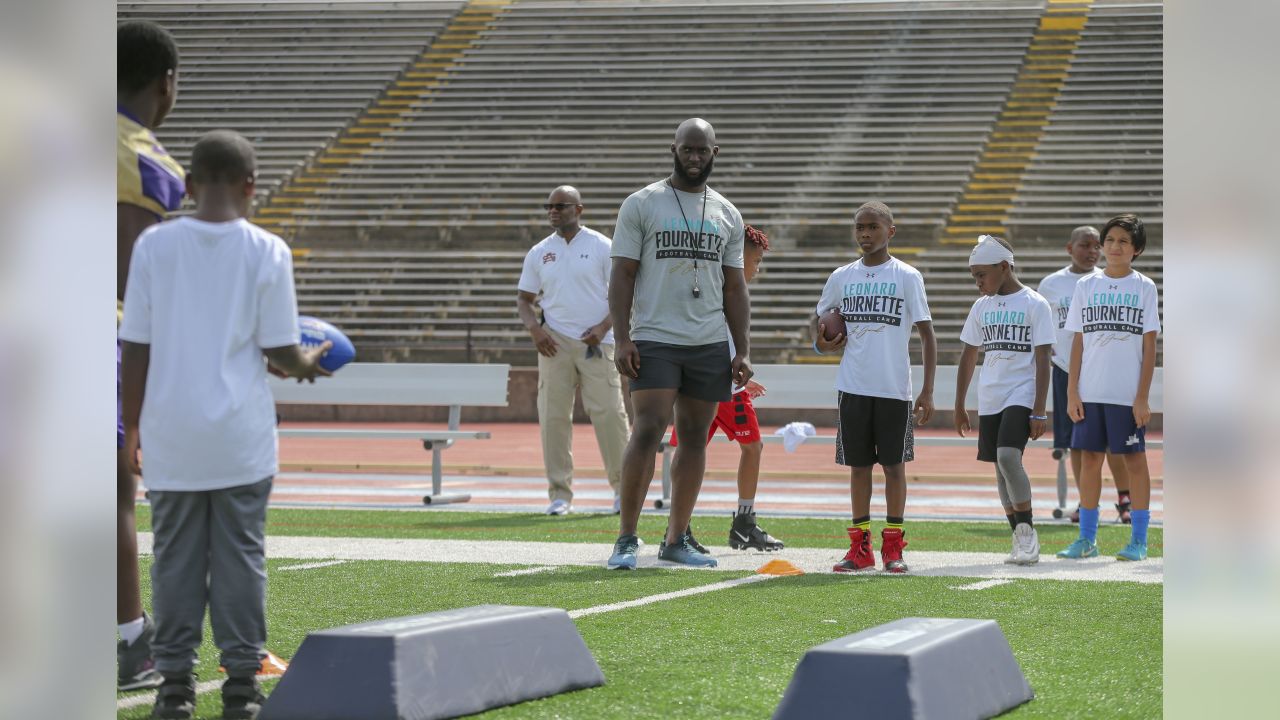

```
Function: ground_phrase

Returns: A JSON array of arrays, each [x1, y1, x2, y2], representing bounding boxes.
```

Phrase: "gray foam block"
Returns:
[[259, 605, 605, 720], [772, 617, 1033, 720]]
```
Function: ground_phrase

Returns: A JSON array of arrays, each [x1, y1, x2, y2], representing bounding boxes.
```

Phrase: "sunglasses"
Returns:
[[543, 202, 579, 211]]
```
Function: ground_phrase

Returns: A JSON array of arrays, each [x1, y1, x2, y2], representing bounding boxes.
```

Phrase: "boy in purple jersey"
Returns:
[[1057, 215, 1161, 561], [116, 19, 184, 693]]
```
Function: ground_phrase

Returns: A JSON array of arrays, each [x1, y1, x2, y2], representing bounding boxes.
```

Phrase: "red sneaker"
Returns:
[[880, 528, 909, 573], [833, 527, 876, 573]]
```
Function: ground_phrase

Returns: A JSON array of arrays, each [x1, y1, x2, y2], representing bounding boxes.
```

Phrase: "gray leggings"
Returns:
[[149, 477, 272, 676], [995, 447, 1033, 508]]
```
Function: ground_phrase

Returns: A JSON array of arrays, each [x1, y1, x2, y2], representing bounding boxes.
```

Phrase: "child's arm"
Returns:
[[954, 343, 978, 437], [914, 320, 937, 425], [1067, 332, 1085, 422], [1030, 344, 1051, 440], [1133, 331, 1157, 428], [120, 341, 149, 475], [265, 343, 332, 383]]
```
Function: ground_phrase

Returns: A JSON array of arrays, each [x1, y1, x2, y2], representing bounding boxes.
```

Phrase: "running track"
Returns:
[[142, 422, 1163, 523]]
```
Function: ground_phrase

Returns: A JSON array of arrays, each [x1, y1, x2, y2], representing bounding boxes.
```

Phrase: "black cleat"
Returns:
[[222, 675, 267, 720], [151, 674, 196, 720], [727, 511, 785, 551]]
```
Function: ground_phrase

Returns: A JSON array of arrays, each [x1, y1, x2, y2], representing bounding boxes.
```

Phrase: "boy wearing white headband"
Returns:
[[954, 235, 1056, 565], [814, 201, 937, 574]]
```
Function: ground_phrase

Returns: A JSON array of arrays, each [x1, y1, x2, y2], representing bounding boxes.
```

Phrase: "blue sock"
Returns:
[[1079, 507, 1100, 543], [1130, 509, 1150, 546]]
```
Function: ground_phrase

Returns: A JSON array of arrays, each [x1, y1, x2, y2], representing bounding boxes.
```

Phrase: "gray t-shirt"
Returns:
[[611, 179, 745, 346]]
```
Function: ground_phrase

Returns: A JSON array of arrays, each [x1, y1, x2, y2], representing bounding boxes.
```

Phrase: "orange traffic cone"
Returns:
[[219, 650, 288, 677], [757, 559, 804, 576]]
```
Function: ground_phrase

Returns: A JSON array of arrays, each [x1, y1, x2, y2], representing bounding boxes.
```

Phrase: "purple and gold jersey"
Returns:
[[117, 107, 184, 218]]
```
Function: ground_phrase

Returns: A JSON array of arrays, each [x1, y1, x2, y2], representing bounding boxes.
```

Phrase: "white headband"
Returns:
[[969, 234, 1015, 266]]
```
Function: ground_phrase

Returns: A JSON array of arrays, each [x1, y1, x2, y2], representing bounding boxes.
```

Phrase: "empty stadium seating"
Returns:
[[1007, 1, 1163, 237], [117, 0, 465, 195], [119, 0, 1163, 363], [291, 244, 1163, 365]]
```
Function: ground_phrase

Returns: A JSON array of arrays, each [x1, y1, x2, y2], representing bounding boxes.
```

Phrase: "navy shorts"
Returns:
[[835, 391, 914, 467], [977, 405, 1032, 462], [1071, 402, 1146, 454], [629, 341, 732, 403], [1050, 366, 1073, 450]]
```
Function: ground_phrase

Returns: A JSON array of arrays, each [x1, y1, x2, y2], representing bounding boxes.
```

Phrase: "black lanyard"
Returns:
[[668, 180, 707, 298]]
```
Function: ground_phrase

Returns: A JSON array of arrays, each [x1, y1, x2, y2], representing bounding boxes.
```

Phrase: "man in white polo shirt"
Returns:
[[517, 185, 630, 515]]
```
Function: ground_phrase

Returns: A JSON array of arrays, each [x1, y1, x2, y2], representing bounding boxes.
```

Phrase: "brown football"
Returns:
[[818, 311, 846, 341]]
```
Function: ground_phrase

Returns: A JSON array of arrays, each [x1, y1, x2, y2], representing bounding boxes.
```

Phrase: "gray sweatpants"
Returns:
[[149, 477, 272, 676]]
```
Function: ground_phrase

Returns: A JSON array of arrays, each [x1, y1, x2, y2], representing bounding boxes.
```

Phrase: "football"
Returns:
[[818, 310, 846, 342], [298, 315, 356, 372]]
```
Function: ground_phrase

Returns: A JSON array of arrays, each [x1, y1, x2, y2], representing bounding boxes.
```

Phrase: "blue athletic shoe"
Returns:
[[607, 534, 640, 570], [1056, 537, 1100, 559], [658, 532, 718, 568], [1115, 541, 1147, 561]]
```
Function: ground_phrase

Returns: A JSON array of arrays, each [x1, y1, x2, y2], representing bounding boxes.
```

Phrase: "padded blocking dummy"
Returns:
[[773, 617, 1032, 720], [260, 605, 605, 720]]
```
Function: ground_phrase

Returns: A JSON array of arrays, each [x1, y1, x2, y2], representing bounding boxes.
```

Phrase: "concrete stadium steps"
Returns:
[[261, 0, 1043, 244], [291, 246, 1162, 363], [120, 0, 1161, 249], [1006, 2, 1163, 239], [117, 0, 466, 198]]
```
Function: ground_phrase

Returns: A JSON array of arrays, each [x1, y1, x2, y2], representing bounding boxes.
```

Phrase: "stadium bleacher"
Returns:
[[116, 0, 466, 195], [119, 0, 1162, 365]]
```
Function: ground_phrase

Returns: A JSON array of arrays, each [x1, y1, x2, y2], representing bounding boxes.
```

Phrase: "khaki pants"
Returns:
[[537, 328, 629, 502]]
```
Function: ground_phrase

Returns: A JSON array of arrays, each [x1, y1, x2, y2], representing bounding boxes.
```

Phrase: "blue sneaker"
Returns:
[[607, 534, 640, 570], [1115, 541, 1147, 561], [1056, 537, 1100, 559], [658, 532, 718, 568]]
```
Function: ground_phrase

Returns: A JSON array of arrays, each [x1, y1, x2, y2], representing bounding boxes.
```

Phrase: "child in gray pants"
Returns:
[[120, 129, 329, 720]]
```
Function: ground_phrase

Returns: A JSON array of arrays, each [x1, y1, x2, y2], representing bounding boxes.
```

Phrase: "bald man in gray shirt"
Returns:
[[606, 118, 752, 570]]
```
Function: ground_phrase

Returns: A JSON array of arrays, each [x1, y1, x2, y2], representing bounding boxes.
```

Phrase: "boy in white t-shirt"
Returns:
[[1058, 214, 1161, 562], [1036, 227, 1133, 524], [120, 130, 329, 720], [814, 202, 937, 574], [954, 236, 1056, 565]]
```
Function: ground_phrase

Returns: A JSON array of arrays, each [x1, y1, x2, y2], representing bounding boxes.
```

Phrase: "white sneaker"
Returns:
[[545, 499, 571, 516], [611, 496, 621, 515], [1013, 523, 1040, 565], [1004, 531, 1019, 564]]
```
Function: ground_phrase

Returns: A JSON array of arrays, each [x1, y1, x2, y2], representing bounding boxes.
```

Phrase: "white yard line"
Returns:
[[138, 534, 1162, 584], [278, 559, 348, 572], [952, 578, 1014, 591], [117, 675, 282, 710], [568, 575, 775, 618], [493, 565, 558, 577]]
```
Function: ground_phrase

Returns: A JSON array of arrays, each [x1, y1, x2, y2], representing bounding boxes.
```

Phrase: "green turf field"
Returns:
[[119, 509, 1162, 719], [133, 506, 1162, 557]]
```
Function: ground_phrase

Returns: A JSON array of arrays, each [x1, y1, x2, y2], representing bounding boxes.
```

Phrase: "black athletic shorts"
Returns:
[[835, 391, 915, 467], [977, 405, 1032, 462], [629, 340, 732, 403]]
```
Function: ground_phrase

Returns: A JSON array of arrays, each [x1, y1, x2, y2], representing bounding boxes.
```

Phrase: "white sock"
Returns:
[[119, 616, 145, 646], [737, 498, 755, 516]]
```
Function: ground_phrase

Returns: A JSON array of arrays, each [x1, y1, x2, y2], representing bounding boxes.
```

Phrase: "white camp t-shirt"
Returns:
[[816, 257, 931, 401], [959, 287, 1057, 415], [1036, 266, 1099, 372], [1065, 270, 1162, 406], [118, 217, 300, 492], [517, 226, 614, 344]]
